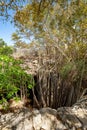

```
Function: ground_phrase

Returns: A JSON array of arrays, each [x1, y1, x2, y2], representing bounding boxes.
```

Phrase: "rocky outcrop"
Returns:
[[0, 95, 87, 130]]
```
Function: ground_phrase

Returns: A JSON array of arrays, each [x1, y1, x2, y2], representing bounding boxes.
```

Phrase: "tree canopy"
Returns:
[[13, 0, 87, 54], [0, 0, 27, 19]]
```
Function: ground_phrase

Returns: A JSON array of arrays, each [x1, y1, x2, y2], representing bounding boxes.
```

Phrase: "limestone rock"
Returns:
[[0, 96, 87, 130]]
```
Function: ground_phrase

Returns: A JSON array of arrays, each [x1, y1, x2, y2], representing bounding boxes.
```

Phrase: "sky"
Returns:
[[0, 20, 33, 46], [0, 0, 29, 46], [0, 20, 16, 46]]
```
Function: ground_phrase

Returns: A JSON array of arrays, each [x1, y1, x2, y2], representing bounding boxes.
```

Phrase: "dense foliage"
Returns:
[[0, 39, 34, 107], [12, 0, 87, 82]]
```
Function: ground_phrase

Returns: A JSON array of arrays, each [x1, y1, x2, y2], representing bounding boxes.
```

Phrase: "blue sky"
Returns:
[[0, 20, 32, 46], [0, 1, 29, 46], [0, 20, 16, 46]]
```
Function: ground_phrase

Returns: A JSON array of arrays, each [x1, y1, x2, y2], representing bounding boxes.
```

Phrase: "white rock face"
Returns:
[[0, 96, 87, 130]]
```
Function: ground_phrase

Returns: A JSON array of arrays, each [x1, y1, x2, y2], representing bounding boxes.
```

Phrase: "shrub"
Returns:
[[0, 41, 34, 106]]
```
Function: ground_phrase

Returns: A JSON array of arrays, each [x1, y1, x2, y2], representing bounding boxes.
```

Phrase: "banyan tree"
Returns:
[[13, 43, 87, 109]]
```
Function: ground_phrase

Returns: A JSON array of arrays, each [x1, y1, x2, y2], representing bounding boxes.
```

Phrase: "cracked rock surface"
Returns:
[[0, 96, 87, 130]]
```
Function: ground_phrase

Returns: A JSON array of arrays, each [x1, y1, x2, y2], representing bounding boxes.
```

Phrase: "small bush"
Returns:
[[0, 41, 34, 106]]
